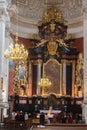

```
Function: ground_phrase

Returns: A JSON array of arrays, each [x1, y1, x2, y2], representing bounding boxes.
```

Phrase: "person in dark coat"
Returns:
[[40, 112, 45, 126], [19, 111, 25, 122]]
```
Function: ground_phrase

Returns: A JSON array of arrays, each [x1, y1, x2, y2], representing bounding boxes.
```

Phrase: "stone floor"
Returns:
[[33, 125, 87, 130], [0, 123, 28, 130], [1, 123, 87, 130]]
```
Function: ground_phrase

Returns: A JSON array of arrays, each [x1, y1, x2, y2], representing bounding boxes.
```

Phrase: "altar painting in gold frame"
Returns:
[[44, 59, 62, 95]]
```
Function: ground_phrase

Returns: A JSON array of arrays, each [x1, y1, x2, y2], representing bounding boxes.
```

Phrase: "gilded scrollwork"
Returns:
[[39, 6, 66, 25], [13, 60, 28, 95], [75, 53, 83, 97]]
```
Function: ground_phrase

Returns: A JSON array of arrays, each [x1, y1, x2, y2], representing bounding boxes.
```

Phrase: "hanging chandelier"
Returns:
[[4, 0, 28, 60], [38, 77, 52, 87], [38, 64, 52, 87], [4, 33, 28, 60]]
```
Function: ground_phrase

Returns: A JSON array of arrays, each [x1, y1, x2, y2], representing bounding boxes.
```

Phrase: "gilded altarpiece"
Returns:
[[44, 59, 62, 95]]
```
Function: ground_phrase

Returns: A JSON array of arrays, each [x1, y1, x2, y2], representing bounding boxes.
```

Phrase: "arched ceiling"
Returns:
[[9, 0, 83, 38]]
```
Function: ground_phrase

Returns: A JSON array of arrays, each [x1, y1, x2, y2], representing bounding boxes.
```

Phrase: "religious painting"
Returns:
[[19, 65, 25, 79], [44, 59, 62, 95]]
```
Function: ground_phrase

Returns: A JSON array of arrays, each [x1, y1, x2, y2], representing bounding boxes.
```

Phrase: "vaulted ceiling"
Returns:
[[9, 0, 83, 38]]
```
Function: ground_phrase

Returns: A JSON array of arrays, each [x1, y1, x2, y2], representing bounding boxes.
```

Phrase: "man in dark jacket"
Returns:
[[40, 112, 45, 126]]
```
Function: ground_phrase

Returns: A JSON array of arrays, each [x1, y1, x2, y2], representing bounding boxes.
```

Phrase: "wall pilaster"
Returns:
[[0, 0, 10, 120], [82, 0, 87, 123]]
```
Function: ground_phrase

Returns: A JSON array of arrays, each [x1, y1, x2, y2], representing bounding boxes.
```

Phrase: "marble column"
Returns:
[[31, 60, 42, 95], [36, 60, 42, 95], [62, 60, 73, 96], [83, 0, 87, 124], [62, 60, 66, 95], [0, 0, 9, 121], [3, 31, 10, 116], [72, 60, 76, 97], [28, 61, 33, 96]]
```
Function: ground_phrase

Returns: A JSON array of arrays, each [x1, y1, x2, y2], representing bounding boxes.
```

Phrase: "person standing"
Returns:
[[40, 112, 45, 126]]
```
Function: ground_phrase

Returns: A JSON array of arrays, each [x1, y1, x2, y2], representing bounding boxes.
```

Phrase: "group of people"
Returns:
[[11, 111, 30, 122], [11, 110, 85, 127], [34, 110, 85, 125], [54, 112, 85, 124]]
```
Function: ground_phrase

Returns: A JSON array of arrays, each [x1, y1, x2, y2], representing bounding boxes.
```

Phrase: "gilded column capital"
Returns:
[[31, 59, 43, 65], [61, 59, 75, 65]]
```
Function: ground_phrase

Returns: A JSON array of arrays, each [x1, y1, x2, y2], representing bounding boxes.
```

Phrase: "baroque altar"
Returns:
[[8, 6, 83, 98]]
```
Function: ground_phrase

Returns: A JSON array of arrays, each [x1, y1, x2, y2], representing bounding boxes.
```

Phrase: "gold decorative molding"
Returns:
[[31, 59, 43, 65], [75, 53, 83, 97], [13, 59, 28, 95], [44, 58, 61, 65], [61, 59, 75, 65], [38, 6, 67, 25]]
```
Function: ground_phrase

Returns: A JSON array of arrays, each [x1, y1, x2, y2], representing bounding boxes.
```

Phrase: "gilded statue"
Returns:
[[50, 22, 56, 32], [47, 37, 58, 55]]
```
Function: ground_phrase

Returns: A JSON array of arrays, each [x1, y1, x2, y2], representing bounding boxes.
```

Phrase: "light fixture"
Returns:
[[38, 64, 52, 94], [4, 0, 28, 60], [38, 75, 52, 87], [4, 33, 28, 60]]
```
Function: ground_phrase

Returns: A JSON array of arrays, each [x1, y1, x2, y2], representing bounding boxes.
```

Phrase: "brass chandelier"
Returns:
[[38, 64, 52, 87], [38, 76, 52, 87], [4, 33, 28, 60]]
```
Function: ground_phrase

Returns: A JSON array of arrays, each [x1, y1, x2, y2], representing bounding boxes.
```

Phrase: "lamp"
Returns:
[[4, 34, 28, 60], [38, 64, 52, 94], [4, 0, 28, 60]]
